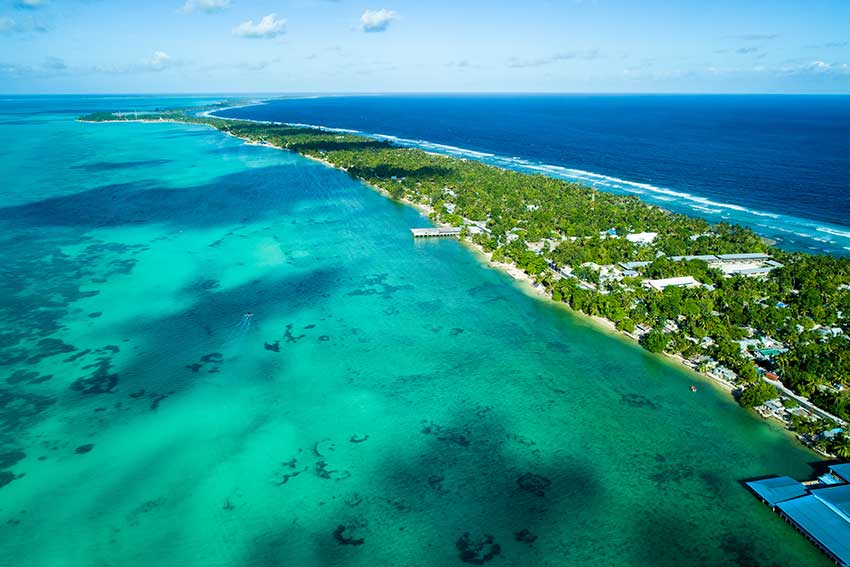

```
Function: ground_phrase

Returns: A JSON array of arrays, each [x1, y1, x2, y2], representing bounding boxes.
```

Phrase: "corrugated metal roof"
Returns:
[[716, 253, 771, 261], [777, 487, 850, 566], [670, 255, 718, 262], [813, 484, 850, 520], [619, 261, 651, 270], [831, 464, 850, 484], [746, 476, 807, 507]]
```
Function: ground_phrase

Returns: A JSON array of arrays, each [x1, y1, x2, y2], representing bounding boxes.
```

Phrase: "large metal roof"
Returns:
[[776, 485, 850, 567], [746, 476, 807, 507]]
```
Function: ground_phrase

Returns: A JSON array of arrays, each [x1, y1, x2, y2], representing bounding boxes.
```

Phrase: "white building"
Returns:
[[643, 276, 700, 291], [626, 232, 658, 245]]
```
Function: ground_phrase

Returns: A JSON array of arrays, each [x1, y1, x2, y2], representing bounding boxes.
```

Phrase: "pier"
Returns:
[[411, 227, 462, 238], [746, 464, 850, 567]]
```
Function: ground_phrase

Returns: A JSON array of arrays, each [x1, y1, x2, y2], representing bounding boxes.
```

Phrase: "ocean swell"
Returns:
[[211, 109, 850, 257]]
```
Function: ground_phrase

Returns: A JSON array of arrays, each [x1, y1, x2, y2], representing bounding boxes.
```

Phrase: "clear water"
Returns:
[[0, 96, 833, 567], [218, 94, 850, 256]]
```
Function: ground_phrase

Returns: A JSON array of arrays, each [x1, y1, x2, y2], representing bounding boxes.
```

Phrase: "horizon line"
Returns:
[[3, 91, 850, 97]]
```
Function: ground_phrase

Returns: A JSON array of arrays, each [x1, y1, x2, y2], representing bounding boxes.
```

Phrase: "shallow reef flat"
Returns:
[[0, 99, 833, 567]]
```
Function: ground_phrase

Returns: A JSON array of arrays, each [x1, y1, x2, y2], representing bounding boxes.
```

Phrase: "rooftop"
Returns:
[[643, 276, 700, 291], [833, 464, 850, 483], [715, 252, 771, 261], [776, 487, 850, 566], [747, 468, 850, 567], [746, 476, 808, 507]]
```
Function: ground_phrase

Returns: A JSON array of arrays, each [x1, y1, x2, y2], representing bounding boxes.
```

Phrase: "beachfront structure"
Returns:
[[747, 464, 850, 567], [643, 276, 700, 291], [625, 232, 658, 245], [410, 227, 462, 238], [619, 253, 783, 279]]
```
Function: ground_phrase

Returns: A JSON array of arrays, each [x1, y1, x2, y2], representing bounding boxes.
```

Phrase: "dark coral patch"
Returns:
[[75, 444, 94, 454], [150, 392, 174, 411], [6, 370, 52, 385], [517, 472, 551, 497], [0, 471, 23, 489], [0, 388, 55, 433], [283, 324, 306, 343], [70, 359, 119, 395], [0, 450, 26, 469], [28, 338, 75, 364], [621, 393, 659, 410], [456, 533, 501, 564], [315, 459, 351, 481], [333, 524, 365, 546], [421, 420, 470, 447]]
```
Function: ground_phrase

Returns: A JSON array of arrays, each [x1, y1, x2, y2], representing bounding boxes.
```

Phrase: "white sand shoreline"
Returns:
[[80, 115, 828, 456]]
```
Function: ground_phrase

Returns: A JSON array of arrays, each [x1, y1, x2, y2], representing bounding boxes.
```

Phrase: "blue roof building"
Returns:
[[831, 463, 850, 483], [748, 476, 808, 507], [747, 464, 850, 567]]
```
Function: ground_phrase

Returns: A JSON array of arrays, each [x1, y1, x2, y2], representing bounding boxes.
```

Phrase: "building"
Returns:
[[715, 253, 771, 263], [619, 261, 652, 271], [625, 232, 658, 245], [710, 253, 783, 277], [643, 276, 700, 291], [669, 254, 719, 262], [747, 464, 850, 567], [410, 227, 461, 238]]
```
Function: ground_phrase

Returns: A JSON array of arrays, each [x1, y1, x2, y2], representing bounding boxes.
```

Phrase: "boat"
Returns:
[[690, 385, 697, 392]]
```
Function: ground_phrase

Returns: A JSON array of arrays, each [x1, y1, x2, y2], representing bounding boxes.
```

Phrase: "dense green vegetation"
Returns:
[[740, 381, 779, 408], [81, 110, 850, 449]]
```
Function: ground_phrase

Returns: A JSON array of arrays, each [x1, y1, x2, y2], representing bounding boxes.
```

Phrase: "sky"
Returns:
[[1, 0, 849, 94]]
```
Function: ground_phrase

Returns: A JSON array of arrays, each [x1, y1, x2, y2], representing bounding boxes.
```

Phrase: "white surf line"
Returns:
[[204, 106, 850, 253]]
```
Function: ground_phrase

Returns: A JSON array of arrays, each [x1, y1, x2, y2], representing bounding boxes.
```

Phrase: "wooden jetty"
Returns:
[[410, 227, 462, 238]]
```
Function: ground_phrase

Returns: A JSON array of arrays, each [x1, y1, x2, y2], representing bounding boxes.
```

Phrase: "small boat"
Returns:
[[690, 385, 698, 392]]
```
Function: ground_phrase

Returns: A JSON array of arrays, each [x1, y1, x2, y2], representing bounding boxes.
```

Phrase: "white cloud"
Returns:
[[233, 13, 286, 38], [508, 49, 602, 68], [360, 9, 397, 33], [15, 0, 48, 9], [806, 60, 849, 74], [770, 60, 850, 76], [727, 33, 778, 41], [181, 0, 230, 14], [147, 51, 172, 71]]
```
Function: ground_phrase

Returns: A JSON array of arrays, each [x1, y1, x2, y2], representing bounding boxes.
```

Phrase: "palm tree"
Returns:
[[834, 434, 850, 460]]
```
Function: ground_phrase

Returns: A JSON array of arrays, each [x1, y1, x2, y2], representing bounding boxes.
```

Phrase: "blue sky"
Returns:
[[1, 0, 849, 93]]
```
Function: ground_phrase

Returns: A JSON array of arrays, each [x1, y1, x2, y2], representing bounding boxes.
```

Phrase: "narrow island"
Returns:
[[80, 108, 850, 458]]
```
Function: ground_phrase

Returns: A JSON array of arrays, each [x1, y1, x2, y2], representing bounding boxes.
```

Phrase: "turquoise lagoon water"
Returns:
[[0, 97, 834, 566]]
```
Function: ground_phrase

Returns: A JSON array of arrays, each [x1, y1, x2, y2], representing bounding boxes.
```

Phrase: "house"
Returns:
[[625, 232, 658, 245], [643, 276, 700, 291], [619, 261, 652, 271]]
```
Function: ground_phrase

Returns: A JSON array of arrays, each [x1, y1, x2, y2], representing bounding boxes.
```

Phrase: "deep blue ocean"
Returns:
[[218, 95, 850, 256]]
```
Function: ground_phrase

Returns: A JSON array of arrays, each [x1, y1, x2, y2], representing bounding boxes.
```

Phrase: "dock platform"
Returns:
[[411, 227, 461, 238]]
